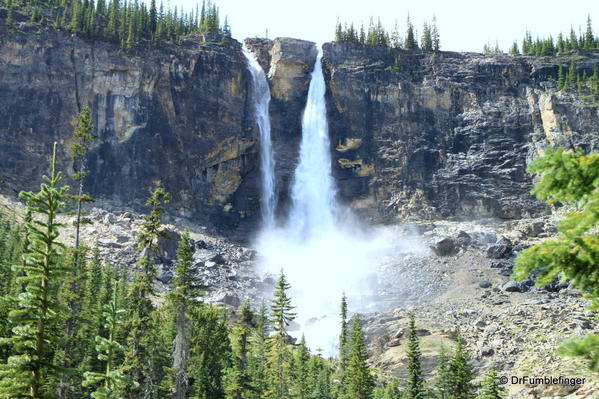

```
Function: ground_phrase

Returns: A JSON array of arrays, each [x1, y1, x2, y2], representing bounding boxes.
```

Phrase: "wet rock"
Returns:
[[502, 280, 524, 292], [486, 238, 513, 259], [479, 281, 492, 289]]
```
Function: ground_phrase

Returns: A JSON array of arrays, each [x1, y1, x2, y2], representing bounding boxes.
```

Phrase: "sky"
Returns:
[[169, 0, 598, 52]]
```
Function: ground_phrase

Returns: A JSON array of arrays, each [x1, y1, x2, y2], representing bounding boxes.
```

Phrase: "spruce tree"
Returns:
[[69, 106, 95, 267], [476, 366, 506, 399], [169, 230, 205, 399], [448, 333, 475, 399], [514, 148, 599, 370], [434, 347, 452, 399], [344, 315, 373, 399], [431, 16, 440, 52], [225, 302, 255, 399], [339, 293, 349, 371], [421, 23, 432, 51], [290, 336, 310, 399], [0, 143, 70, 399], [404, 15, 418, 50], [269, 271, 296, 399], [248, 301, 269, 398], [82, 280, 136, 399], [405, 313, 425, 399]]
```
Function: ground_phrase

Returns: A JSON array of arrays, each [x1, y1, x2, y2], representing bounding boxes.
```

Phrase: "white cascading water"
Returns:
[[287, 49, 337, 239], [243, 46, 277, 229]]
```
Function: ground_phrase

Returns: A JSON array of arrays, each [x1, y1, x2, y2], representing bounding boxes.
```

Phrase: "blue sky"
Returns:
[[170, 0, 598, 52]]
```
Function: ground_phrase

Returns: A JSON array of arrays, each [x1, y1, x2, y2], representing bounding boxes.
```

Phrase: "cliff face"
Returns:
[[0, 28, 263, 231], [1, 27, 598, 232], [322, 43, 599, 221]]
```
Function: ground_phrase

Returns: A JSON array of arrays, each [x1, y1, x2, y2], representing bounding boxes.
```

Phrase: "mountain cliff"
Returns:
[[1, 27, 598, 234]]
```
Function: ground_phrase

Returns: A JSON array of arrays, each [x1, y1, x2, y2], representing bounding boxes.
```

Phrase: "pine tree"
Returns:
[[567, 58, 577, 89], [431, 16, 440, 52], [514, 148, 599, 370], [0, 143, 70, 399], [509, 41, 519, 55], [421, 23, 432, 51], [339, 293, 349, 371], [149, 0, 156, 35], [344, 315, 373, 399], [248, 301, 269, 398], [122, 187, 170, 398], [169, 231, 205, 399], [82, 280, 136, 399], [448, 333, 475, 399], [585, 15, 594, 49], [476, 366, 507, 399], [434, 347, 452, 399], [225, 302, 255, 399], [404, 15, 417, 50], [405, 313, 425, 399], [290, 336, 310, 399], [70, 106, 95, 265], [189, 304, 231, 399], [269, 271, 296, 399]]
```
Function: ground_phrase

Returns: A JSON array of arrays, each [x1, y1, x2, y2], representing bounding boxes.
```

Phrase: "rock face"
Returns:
[[0, 27, 262, 232], [1, 26, 598, 233], [322, 43, 599, 221]]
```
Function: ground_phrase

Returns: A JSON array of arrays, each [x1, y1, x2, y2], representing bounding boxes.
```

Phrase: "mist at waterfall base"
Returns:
[[247, 49, 426, 355]]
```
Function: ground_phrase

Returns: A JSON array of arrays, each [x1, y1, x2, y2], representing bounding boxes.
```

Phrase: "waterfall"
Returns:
[[243, 46, 276, 229], [288, 49, 337, 238]]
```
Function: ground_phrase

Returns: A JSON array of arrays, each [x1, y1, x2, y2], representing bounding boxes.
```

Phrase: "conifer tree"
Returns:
[[225, 302, 255, 399], [82, 280, 136, 399], [189, 304, 231, 399], [585, 15, 594, 49], [0, 143, 70, 399], [339, 293, 349, 371], [405, 313, 425, 399], [290, 336, 310, 399], [344, 315, 373, 399], [421, 23, 432, 51], [70, 106, 95, 264], [122, 187, 170, 398], [404, 15, 418, 50], [431, 16, 440, 52], [169, 230, 205, 399], [248, 301, 269, 398], [514, 148, 599, 370], [434, 347, 452, 399], [476, 366, 506, 399], [448, 334, 475, 399], [269, 270, 296, 399]]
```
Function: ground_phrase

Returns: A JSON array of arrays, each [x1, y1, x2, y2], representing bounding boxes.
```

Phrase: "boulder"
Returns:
[[502, 280, 524, 292]]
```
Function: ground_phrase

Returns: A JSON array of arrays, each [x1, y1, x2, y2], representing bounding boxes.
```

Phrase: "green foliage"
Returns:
[[476, 366, 506, 399], [447, 334, 475, 399], [434, 347, 452, 399], [0, 0, 231, 50], [405, 314, 425, 399], [404, 15, 417, 50], [224, 302, 255, 399], [344, 315, 374, 399], [0, 143, 69, 399], [520, 17, 598, 56], [82, 281, 136, 399], [515, 147, 599, 370]]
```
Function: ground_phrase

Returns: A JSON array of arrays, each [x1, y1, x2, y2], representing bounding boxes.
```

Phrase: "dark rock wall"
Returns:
[[322, 43, 599, 221], [1, 27, 597, 232]]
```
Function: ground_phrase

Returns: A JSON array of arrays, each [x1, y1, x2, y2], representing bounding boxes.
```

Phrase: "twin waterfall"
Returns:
[[244, 46, 388, 354], [242, 48, 277, 229]]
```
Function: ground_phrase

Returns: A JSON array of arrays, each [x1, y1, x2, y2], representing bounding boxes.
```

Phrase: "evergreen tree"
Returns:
[[70, 106, 96, 264], [404, 15, 417, 50], [224, 302, 255, 399], [405, 313, 425, 399], [509, 41, 519, 55], [189, 304, 231, 399], [557, 62, 566, 90], [476, 366, 506, 399], [434, 347, 452, 399], [431, 16, 440, 52], [514, 148, 599, 370], [269, 271, 296, 399], [248, 301, 269, 398], [585, 15, 594, 49], [169, 230, 205, 399], [0, 143, 70, 399], [82, 281, 136, 399], [290, 336, 310, 399], [421, 23, 432, 51], [122, 187, 170, 398], [448, 334, 475, 399], [344, 315, 373, 399], [339, 293, 349, 371]]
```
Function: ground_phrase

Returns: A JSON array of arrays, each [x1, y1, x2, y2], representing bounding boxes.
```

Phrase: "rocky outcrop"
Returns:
[[0, 27, 261, 232], [245, 37, 317, 216], [322, 43, 599, 221]]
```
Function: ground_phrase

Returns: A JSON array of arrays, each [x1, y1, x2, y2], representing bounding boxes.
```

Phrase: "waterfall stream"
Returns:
[[243, 46, 277, 229]]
